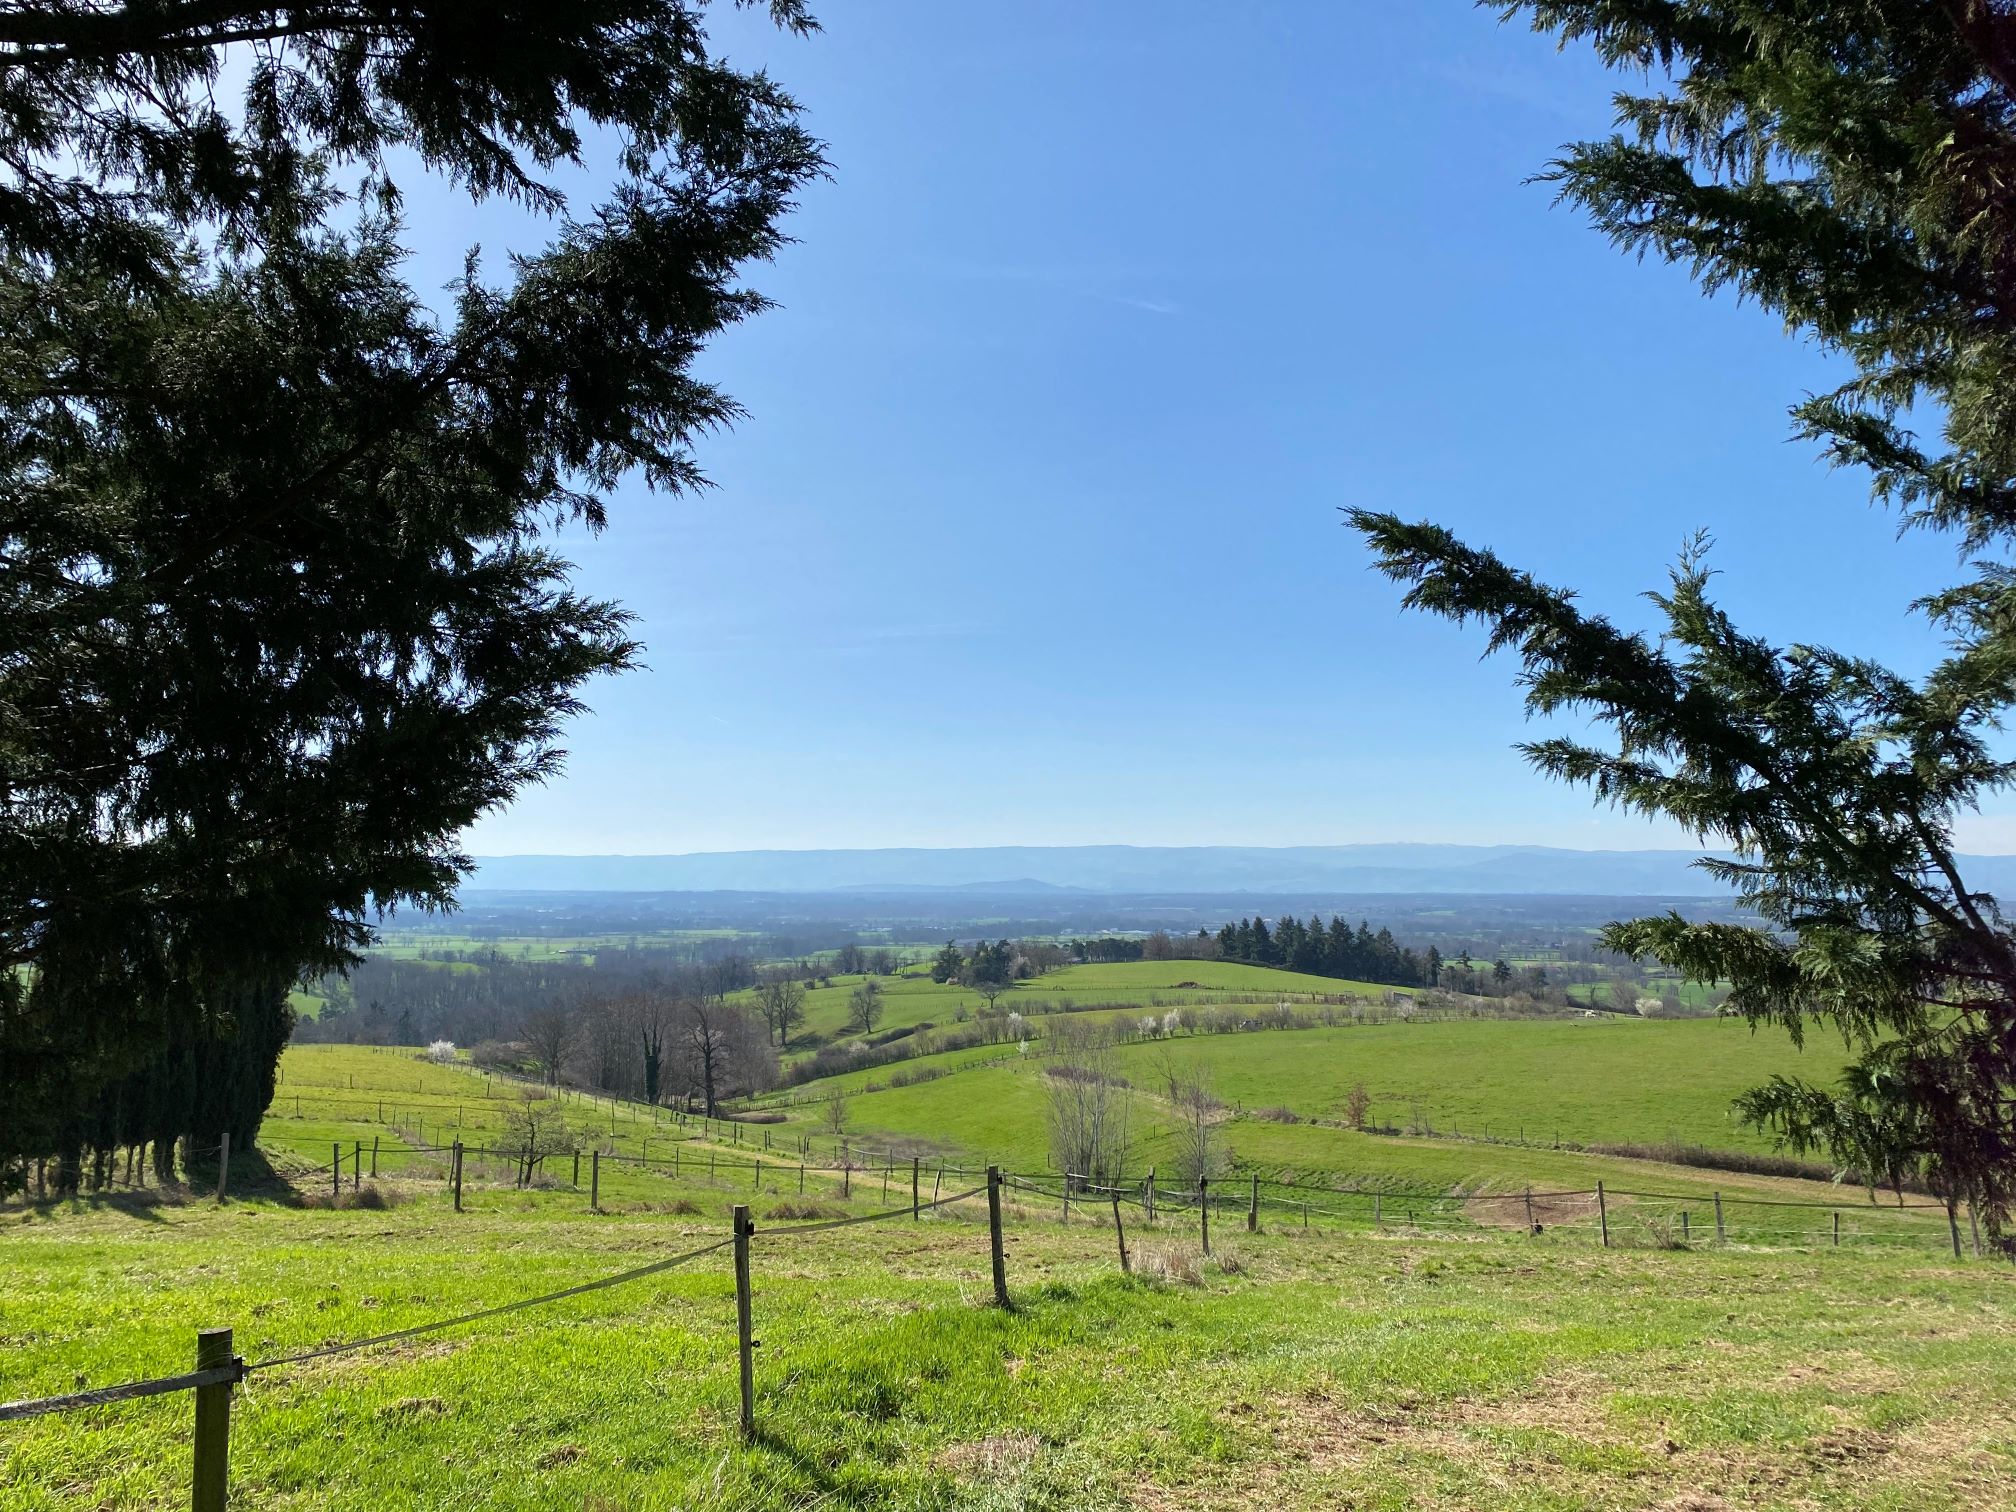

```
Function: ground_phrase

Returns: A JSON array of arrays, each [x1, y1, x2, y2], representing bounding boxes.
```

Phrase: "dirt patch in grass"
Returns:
[[1135, 1367, 2005, 1511], [1463, 1189, 1598, 1232], [938, 1432, 1040, 1483]]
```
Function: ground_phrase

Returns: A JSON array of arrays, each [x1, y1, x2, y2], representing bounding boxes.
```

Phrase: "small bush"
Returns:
[[766, 1201, 840, 1220], [300, 1182, 400, 1211], [1252, 1105, 1301, 1124], [1136, 1245, 1203, 1287]]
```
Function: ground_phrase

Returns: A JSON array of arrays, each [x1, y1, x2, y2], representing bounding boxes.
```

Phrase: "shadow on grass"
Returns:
[[5, 1146, 389, 1221], [743, 1423, 892, 1510]]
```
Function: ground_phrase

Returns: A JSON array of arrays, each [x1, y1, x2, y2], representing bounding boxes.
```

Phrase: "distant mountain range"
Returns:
[[465, 844, 2016, 898]]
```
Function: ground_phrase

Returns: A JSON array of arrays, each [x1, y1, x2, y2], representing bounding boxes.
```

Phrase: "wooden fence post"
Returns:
[[1523, 1187, 1535, 1232], [912, 1157, 920, 1220], [215, 1133, 230, 1206], [1247, 1175, 1259, 1233], [1199, 1177, 1211, 1256], [1111, 1190, 1130, 1273], [192, 1326, 236, 1512], [733, 1204, 756, 1440], [369, 1136, 379, 1179], [986, 1167, 1009, 1307], [1597, 1182, 1609, 1248], [1713, 1191, 1725, 1244], [1682, 1210, 1690, 1243], [1833, 1211, 1841, 1248], [1145, 1166, 1155, 1223], [590, 1149, 600, 1212], [1373, 1192, 1381, 1229], [452, 1141, 463, 1212], [798, 1162, 804, 1195], [753, 1158, 761, 1191], [331, 1143, 340, 1200], [572, 1151, 580, 1187]]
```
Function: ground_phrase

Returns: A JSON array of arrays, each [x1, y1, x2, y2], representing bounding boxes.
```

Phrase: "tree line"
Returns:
[[1214, 916, 1441, 988]]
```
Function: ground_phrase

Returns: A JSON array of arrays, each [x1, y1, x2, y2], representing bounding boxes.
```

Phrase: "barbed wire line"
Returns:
[[244, 1236, 737, 1373], [758, 1187, 988, 1239]]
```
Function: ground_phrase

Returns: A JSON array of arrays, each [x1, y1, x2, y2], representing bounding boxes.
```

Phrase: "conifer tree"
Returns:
[[1355, 1, 2016, 1241], [0, 1, 824, 1188]]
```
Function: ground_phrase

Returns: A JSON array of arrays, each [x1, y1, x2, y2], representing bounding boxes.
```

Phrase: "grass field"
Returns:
[[5, 1154, 2012, 1509], [747, 960, 1408, 1059], [8, 1039, 2010, 1510]]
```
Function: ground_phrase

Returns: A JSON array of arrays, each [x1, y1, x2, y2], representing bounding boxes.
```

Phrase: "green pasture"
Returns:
[[4, 1153, 2010, 1509], [759, 960, 1405, 1059]]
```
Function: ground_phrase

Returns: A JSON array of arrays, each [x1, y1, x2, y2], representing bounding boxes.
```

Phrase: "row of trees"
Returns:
[[1215, 916, 1442, 988], [518, 984, 775, 1118]]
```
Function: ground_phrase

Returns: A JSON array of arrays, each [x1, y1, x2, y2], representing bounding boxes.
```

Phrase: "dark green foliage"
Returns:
[[1352, 0, 2016, 1242], [1215, 914, 1432, 989], [0, 2, 824, 1189]]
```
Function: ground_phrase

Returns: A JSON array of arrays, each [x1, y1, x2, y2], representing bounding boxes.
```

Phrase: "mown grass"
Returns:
[[4, 1166, 2012, 1510]]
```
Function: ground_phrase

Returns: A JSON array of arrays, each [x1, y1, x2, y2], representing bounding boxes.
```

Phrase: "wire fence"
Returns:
[[3, 1118, 1993, 1511], [0, 1170, 1002, 1510]]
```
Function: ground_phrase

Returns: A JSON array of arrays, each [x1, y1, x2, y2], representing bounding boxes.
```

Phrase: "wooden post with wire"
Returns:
[[1597, 1181, 1609, 1248], [331, 1142, 340, 1200], [452, 1141, 463, 1212], [192, 1326, 237, 1512], [370, 1135, 379, 1179], [733, 1204, 756, 1440], [1145, 1166, 1156, 1223], [987, 1167, 1009, 1308], [1111, 1188, 1130, 1274], [1247, 1174, 1258, 1233], [912, 1156, 920, 1220], [215, 1133, 230, 1205], [1199, 1176, 1211, 1256], [590, 1148, 600, 1212], [1714, 1191, 1725, 1244]]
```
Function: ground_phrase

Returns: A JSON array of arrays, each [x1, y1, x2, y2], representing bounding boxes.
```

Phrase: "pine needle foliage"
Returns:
[[0, 2, 825, 1189], [1351, 0, 2016, 1245]]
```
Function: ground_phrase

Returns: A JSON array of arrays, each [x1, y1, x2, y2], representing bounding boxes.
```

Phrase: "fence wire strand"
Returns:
[[245, 1235, 736, 1373]]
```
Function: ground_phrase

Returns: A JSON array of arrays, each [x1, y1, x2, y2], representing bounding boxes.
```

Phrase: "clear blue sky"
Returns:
[[430, 3, 1997, 857]]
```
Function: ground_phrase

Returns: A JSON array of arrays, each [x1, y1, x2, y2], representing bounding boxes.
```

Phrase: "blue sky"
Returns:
[[428, 3, 1998, 856]]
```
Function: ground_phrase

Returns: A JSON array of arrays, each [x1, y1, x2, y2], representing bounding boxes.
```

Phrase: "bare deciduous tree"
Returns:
[[847, 978, 884, 1034], [520, 1004, 576, 1088], [1157, 1051, 1227, 1188], [1046, 1024, 1132, 1190], [1344, 1081, 1371, 1131]]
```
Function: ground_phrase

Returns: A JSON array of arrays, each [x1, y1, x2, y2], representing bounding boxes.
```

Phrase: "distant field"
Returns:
[[779, 1015, 1858, 1176], [756, 959, 1406, 1057]]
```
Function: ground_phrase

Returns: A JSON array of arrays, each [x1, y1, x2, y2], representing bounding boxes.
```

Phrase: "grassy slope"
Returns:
[[5, 1173, 2012, 1510], [758, 961, 1403, 1056], [1107, 1016, 1844, 1151]]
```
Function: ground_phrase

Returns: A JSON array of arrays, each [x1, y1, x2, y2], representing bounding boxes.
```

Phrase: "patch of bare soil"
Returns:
[[1132, 1368, 2011, 1511]]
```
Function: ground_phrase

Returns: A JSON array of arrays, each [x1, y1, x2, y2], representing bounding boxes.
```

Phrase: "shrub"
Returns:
[[1252, 1106, 1301, 1124], [1135, 1245, 1203, 1287]]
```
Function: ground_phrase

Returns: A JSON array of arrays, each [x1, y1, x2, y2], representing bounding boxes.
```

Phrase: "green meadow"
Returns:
[[5, 1127, 2012, 1509], [6, 997, 2003, 1510]]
